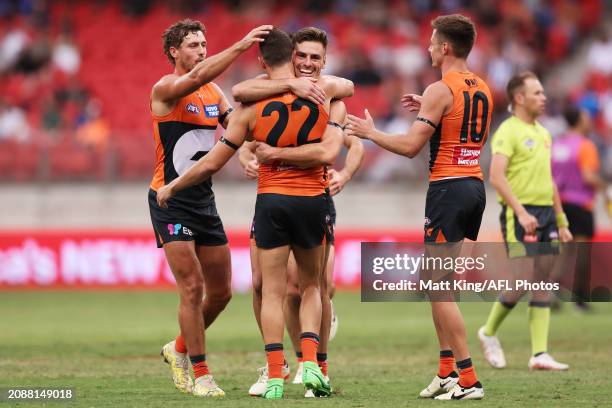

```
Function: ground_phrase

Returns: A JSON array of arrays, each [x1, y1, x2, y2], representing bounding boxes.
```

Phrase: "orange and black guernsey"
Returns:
[[150, 83, 225, 206], [429, 71, 493, 182], [252, 93, 329, 196]]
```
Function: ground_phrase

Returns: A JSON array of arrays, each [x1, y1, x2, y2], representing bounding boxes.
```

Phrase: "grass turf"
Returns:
[[1, 291, 610, 407]]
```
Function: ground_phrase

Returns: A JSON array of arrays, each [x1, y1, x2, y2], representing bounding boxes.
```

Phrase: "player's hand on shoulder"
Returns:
[[346, 109, 375, 140], [291, 77, 325, 105], [559, 227, 573, 243], [156, 185, 174, 209], [254, 142, 277, 164], [401, 93, 422, 112], [237, 25, 274, 51], [328, 168, 349, 196]]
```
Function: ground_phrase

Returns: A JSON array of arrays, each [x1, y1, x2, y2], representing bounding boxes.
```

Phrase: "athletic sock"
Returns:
[[190, 354, 209, 379], [317, 352, 328, 377], [175, 334, 187, 354], [457, 358, 478, 388], [484, 300, 516, 336], [528, 302, 550, 356], [300, 332, 320, 363], [265, 343, 285, 379], [438, 350, 455, 378]]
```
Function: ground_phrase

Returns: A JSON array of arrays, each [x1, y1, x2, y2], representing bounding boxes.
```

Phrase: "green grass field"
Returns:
[[1, 291, 611, 407]]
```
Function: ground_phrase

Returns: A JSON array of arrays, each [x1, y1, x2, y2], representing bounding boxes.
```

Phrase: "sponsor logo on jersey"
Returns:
[[452, 146, 481, 166], [524, 138, 535, 149], [186, 103, 200, 115], [204, 104, 220, 117]]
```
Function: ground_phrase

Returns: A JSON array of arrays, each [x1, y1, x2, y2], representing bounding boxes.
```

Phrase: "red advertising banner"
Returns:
[[0, 229, 423, 291]]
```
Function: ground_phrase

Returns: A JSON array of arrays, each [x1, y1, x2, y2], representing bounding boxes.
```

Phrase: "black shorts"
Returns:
[[424, 178, 485, 243], [500, 204, 559, 257], [253, 193, 332, 249], [148, 189, 228, 248], [563, 202, 594, 238]]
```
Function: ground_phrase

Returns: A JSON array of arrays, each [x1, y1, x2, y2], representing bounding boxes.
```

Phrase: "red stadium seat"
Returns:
[[47, 137, 107, 181]]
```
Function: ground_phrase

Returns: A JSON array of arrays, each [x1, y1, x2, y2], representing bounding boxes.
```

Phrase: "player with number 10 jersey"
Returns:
[[424, 70, 492, 243]]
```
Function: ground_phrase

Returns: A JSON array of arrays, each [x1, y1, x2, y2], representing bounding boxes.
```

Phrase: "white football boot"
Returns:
[[478, 326, 507, 368], [435, 381, 484, 400], [528, 353, 569, 371], [292, 361, 304, 384], [419, 371, 458, 398], [248, 362, 290, 396]]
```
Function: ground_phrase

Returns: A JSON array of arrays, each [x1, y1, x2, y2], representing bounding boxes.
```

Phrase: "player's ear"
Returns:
[[442, 42, 449, 56], [515, 92, 524, 106], [170, 46, 179, 60]]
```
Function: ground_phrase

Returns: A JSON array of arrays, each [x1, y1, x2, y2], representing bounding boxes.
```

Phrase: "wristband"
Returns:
[[556, 212, 569, 229]]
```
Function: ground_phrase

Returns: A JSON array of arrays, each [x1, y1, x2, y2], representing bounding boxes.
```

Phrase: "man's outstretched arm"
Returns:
[[345, 82, 450, 158], [153, 25, 272, 103]]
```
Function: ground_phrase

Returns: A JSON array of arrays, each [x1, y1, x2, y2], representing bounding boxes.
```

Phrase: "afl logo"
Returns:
[[186, 103, 200, 115]]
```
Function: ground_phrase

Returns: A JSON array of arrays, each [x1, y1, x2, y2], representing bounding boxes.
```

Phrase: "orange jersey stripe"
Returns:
[[429, 72, 493, 182], [252, 93, 330, 196]]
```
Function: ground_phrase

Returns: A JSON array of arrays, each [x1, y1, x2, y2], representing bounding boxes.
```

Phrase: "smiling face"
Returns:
[[293, 40, 326, 78], [171, 30, 207, 71]]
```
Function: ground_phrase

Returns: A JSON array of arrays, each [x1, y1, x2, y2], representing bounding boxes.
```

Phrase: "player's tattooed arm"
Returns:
[[156, 105, 253, 208], [254, 101, 346, 168], [232, 75, 326, 105], [345, 81, 449, 158], [151, 25, 272, 111]]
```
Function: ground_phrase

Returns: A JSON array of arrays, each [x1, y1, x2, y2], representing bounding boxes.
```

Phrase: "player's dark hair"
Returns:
[[292, 27, 327, 49], [259, 28, 293, 67], [431, 14, 476, 59], [563, 106, 582, 128], [506, 71, 538, 107], [162, 19, 205, 65]]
